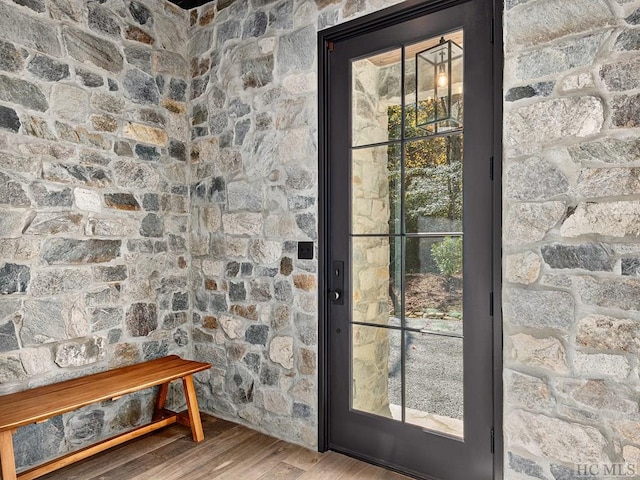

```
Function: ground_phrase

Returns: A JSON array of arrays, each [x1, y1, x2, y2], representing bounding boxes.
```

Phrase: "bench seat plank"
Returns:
[[0, 355, 209, 433]]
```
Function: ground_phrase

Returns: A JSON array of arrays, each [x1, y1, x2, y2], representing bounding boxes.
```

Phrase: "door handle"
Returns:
[[329, 290, 342, 301]]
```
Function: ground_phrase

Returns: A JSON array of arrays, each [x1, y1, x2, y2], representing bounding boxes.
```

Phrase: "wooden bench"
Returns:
[[0, 355, 210, 480]]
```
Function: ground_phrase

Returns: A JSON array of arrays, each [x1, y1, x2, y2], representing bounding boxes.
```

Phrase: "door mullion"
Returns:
[[399, 43, 407, 426]]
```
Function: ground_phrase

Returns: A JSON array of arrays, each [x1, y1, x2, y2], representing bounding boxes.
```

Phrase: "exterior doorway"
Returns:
[[318, 1, 502, 478]]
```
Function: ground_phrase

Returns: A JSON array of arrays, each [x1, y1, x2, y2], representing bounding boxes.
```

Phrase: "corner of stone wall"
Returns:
[[503, 0, 640, 478], [183, 0, 406, 451]]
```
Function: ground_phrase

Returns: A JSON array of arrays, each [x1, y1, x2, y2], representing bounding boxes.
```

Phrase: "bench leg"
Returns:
[[153, 382, 170, 420], [0, 430, 17, 480], [182, 375, 204, 443]]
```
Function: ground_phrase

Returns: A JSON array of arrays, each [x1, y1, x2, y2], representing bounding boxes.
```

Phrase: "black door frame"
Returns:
[[317, 0, 503, 477]]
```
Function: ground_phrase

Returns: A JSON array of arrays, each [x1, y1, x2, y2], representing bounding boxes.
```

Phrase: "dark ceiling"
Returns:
[[168, 0, 211, 9]]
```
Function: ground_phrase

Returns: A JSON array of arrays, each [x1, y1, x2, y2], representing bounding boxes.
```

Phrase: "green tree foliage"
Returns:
[[431, 236, 463, 276], [387, 103, 463, 273]]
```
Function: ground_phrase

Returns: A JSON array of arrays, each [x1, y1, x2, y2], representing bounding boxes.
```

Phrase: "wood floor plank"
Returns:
[[133, 425, 258, 480], [212, 439, 301, 480], [282, 445, 324, 471], [32, 415, 412, 480], [295, 451, 367, 480], [256, 461, 304, 480], [189, 430, 282, 480]]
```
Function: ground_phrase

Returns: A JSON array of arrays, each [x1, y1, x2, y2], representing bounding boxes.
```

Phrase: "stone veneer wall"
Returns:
[[185, 0, 402, 448], [0, 0, 191, 469], [503, 0, 640, 478]]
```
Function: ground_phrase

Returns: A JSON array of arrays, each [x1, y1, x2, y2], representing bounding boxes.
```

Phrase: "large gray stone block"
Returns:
[[41, 239, 121, 265], [0, 2, 61, 56], [577, 276, 640, 312], [505, 96, 603, 147], [541, 243, 614, 271], [0, 319, 19, 352], [0, 172, 29, 206], [123, 69, 160, 105], [0, 40, 23, 73], [505, 0, 613, 50], [600, 56, 640, 92], [21, 300, 65, 345], [512, 33, 605, 81], [63, 27, 123, 73], [573, 167, 640, 198], [29, 268, 92, 297], [504, 287, 575, 329], [13, 417, 64, 470], [611, 93, 640, 128], [277, 25, 315, 74], [27, 55, 69, 82], [126, 303, 158, 337], [506, 410, 609, 464], [0, 263, 30, 294], [568, 137, 640, 164], [0, 74, 48, 112]]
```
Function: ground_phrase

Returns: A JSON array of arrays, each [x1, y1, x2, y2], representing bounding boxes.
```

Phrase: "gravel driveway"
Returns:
[[387, 326, 464, 421]]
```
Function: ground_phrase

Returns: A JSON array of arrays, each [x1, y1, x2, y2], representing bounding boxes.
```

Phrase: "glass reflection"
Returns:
[[405, 134, 463, 233], [351, 146, 401, 235], [351, 236, 401, 325]]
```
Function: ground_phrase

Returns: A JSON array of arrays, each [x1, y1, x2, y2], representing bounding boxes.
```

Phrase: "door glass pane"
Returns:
[[352, 324, 400, 418], [351, 145, 401, 235], [351, 236, 402, 325], [352, 49, 402, 147], [349, 28, 465, 440], [405, 332, 463, 437], [405, 236, 463, 333], [405, 135, 463, 234]]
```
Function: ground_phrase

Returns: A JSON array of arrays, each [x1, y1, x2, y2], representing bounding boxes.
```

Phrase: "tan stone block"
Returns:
[[554, 378, 637, 413], [612, 420, 640, 445], [504, 369, 555, 411], [91, 114, 118, 133], [577, 314, 640, 353], [298, 347, 316, 375], [505, 251, 542, 284], [109, 343, 140, 368], [561, 201, 640, 238], [293, 274, 316, 291], [123, 122, 168, 146], [508, 333, 569, 374], [203, 316, 218, 328], [162, 98, 186, 114], [270, 336, 294, 369], [623, 445, 640, 465]]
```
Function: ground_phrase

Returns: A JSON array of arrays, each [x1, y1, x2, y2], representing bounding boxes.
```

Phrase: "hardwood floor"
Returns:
[[39, 414, 412, 480]]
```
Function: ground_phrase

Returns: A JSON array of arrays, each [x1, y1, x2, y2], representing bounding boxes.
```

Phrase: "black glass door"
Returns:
[[322, 1, 496, 478]]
